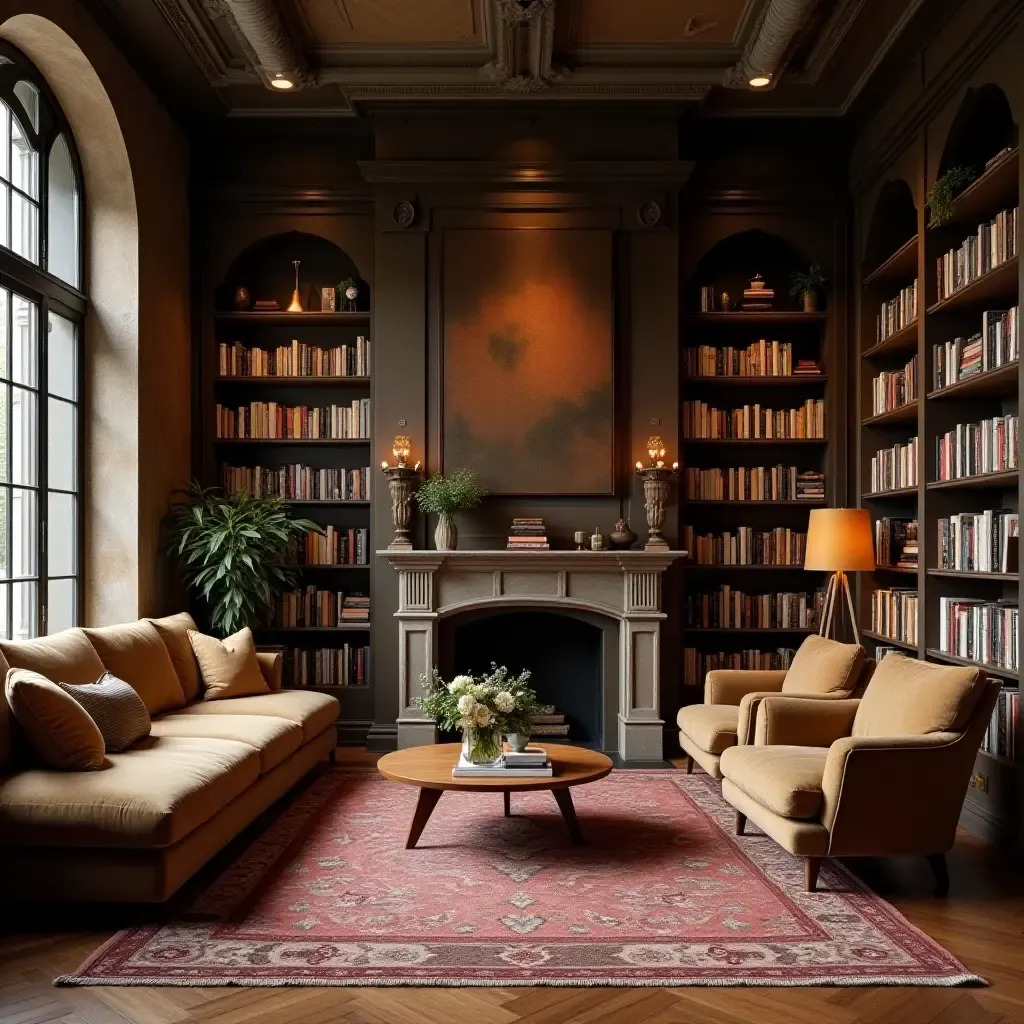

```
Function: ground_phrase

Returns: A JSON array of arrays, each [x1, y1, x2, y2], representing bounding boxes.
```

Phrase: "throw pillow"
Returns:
[[57, 673, 151, 752], [781, 634, 866, 695], [188, 627, 270, 701], [148, 612, 202, 702], [852, 654, 984, 738], [5, 669, 106, 770]]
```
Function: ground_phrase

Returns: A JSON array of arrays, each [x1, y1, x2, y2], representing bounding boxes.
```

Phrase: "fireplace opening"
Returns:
[[448, 610, 607, 749]]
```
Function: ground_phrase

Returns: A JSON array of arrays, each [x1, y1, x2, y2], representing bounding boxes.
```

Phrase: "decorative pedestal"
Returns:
[[383, 466, 418, 550], [378, 550, 684, 761], [638, 467, 675, 551]]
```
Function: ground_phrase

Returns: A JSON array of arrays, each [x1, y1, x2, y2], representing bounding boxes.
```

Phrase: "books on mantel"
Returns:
[[530, 711, 569, 737], [741, 274, 774, 310], [507, 517, 550, 550], [452, 748, 553, 778], [252, 299, 280, 312]]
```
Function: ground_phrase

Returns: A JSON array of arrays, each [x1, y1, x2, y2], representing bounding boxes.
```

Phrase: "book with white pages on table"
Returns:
[[452, 754, 553, 778], [503, 746, 549, 766]]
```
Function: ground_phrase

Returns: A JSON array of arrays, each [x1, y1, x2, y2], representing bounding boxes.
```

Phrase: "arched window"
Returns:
[[0, 43, 83, 639]]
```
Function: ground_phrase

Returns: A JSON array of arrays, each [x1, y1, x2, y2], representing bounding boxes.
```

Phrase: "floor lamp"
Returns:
[[804, 508, 876, 644]]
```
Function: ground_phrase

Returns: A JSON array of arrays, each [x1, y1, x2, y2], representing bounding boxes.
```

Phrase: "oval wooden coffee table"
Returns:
[[377, 743, 613, 849]]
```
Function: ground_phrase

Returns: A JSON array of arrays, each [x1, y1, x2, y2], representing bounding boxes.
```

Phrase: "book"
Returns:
[[876, 279, 918, 342], [934, 415, 1019, 481], [452, 755, 553, 778], [529, 723, 571, 736], [686, 587, 825, 630], [938, 597, 1019, 671], [503, 747, 549, 766], [684, 525, 807, 566], [870, 437, 918, 491], [871, 588, 919, 645], [531, 713, 566, 725], [935, 206, 1019, 302], [871, 354, 918, 415], [216, 399, 371, 440], [682, 399, 825, 440], [219, 337, 371, 378], [684, 340, 795, 378], [684, 465, 824, 502], [222, 464, 371, 503]]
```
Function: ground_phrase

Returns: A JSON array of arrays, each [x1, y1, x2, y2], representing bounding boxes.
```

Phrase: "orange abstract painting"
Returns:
[[443, 228, 614, 494]]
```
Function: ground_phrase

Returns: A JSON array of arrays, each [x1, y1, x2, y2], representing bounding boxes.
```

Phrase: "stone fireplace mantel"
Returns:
[[378, 550, 684, 761]]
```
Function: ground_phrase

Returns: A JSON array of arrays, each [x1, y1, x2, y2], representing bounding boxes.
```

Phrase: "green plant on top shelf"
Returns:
[[926, 166, 977, 227], [789, 264, 827, 299], [165, 483, 320, 636]]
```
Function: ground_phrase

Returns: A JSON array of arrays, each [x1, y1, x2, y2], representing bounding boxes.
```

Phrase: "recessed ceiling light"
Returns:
[[270, 75, 294, 90], [748, 73, 772, 88]]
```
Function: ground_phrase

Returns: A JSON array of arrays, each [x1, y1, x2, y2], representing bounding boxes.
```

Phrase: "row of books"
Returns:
[[871, 588, 919, 645], [683, 525, 807, 566], [981, 688, 1018, 762], [218, 338, 371, 378], [216, 400, 371, 440], [684, 467, 824, 502], [507, 517, 549, 550], [939, 597, 1019, 672], [222, 464, 372, 502], [876, 279, 918, 343], [870, 437, 918, 492], [871, 354, 918, 415], [937, 510, 1019, 574], [682, 399, 825, 440], [935, 414, 1018, 481], [935, 206, 1018, 303], [271, 589, 370, 628], [294, 525, 370, 567], [683, 647, 796, 687], [684, 342, 819, 378], [932, 308, 1018, 389], [875, 517, 919, 568], [685, 588, 824, 630], [286, 645, 370, 688]]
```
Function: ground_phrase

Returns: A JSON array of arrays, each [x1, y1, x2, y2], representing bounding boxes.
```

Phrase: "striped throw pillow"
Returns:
[[57, 673, 151, 752]]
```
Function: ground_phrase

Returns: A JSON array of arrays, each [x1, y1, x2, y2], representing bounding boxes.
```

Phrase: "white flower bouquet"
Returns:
[[416, 664, 550, 764]]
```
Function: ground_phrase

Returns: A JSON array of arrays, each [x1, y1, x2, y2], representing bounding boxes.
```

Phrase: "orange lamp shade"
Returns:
[[804, 508, 876, 572]]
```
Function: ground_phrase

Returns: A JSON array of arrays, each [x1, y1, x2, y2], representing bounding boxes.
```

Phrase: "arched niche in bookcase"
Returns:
[[863, 180, 917, 280], [217, 230, 370, 313], [937, 84, 1018, 180], [685, 229, 818, 315]]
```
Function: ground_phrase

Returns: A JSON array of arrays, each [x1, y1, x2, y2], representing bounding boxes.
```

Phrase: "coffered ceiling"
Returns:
[[84, 0, 931, 119]]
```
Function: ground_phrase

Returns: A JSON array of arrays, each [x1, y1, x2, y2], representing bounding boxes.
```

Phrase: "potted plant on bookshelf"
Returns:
[[414, 468, 487, 551], [925, 166, 977, 227], [789, 264, 827, 313], [165, 483, 319, 636], [416, 665, 548, 764]]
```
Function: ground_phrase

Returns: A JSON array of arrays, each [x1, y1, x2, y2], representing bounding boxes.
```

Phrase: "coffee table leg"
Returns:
[[503, 791, 511, 817], [552, 787, 583, 845], [406, 788, 442, 849]]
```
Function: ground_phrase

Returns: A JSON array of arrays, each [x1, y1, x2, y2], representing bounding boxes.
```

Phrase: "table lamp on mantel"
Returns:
[[804, 508, 875, 644]]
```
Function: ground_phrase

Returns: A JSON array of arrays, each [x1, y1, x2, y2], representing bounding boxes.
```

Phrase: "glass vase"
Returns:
[[461, 724, 503, 766]]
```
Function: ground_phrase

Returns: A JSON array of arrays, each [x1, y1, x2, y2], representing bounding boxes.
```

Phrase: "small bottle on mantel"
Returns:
[[590, 526, 605, 551]]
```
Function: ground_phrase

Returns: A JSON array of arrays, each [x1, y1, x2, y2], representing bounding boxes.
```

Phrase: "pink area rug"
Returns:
[[59, 769, 981, 987]]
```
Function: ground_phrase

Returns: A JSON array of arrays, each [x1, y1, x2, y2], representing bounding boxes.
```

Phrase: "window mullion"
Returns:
[[38, 295, 46, 634]]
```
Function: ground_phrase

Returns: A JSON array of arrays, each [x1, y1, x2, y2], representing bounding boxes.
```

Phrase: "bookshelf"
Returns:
[[856, 97, 1021, 846], [205, 231, 375, 738], [681, 229, 833, 688]]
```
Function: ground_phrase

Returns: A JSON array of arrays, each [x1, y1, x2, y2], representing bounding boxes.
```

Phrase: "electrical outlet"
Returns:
[[970, 771, 989, 793]]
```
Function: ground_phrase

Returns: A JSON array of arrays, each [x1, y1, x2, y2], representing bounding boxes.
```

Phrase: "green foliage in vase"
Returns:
[[789, 264, 827, 298], [926, 166, 977, 228], [165, 483, 320, 637], [414, 468, 488, 517]]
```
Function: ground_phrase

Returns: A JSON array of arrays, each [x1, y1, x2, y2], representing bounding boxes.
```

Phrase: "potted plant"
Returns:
[[926, 166, 977, 228], [416, 664, 551, 764], [165, 483, 319, 636], [789, 264, 827, 312], [414, 468, 487, 551]]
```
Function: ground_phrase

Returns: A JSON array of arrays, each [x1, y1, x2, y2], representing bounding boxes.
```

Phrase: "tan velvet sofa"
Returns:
[[0, 614, 337, 904], [719, 654, 1001, 894]]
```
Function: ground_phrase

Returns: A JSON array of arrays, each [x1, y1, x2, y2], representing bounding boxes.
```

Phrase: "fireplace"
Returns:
[[442, 609, 617, 750], [379, 549, 683, 760]]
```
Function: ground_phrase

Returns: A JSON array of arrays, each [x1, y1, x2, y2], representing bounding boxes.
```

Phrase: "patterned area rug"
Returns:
[[59, 769, 981, 987]]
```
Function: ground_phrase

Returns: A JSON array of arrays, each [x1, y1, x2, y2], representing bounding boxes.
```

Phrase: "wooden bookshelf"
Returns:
[[213, 438, 370, 446], [684, 499, 827, 507], [682, 311, 827, 325], [682, 438, 826, 446], [862, 401, 919, 427], [215, 376, 371, 386], [682, 375, 826, 388], [856, 128, 1020, 847], [214, 311, 371, 326], [261, 624, 372, 633]]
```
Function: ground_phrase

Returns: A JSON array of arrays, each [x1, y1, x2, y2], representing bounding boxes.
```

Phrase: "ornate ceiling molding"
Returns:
[[480, 0, 558, 92], [152, 0, 239, 86]]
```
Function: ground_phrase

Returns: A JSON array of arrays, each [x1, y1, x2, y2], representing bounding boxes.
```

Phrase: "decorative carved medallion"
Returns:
[[637, 200, 662, 228], [392, 199, 416, 228]]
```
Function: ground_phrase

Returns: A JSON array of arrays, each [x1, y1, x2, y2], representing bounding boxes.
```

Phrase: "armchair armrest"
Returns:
[[705, 670, 787, 706], [752, 696, 861, 747], [256, 651, 283, 692]]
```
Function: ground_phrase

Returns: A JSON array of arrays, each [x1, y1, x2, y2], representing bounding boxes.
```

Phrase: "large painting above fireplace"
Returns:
[[442, 227, 614, 495]]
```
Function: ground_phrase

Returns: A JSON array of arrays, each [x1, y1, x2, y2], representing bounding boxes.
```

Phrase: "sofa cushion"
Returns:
[[782, 634, 866, 695], [852, 654, 984, 738], [148, 613, 202, 702], [5, 669, 106, 771], [677, 704, 740, 755], [172, 689, 338, 742], [83, 622, 186, 716], [720, 744, 829, 820], [151, 713, 303, 774], [189, 627, 269, 701], [57, 674, 151, 753], [0, 735, 260, 848]]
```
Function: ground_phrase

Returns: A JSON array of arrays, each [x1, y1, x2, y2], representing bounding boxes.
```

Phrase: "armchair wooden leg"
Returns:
[[735, 810, 746, 835], [685, 755, 693, 774], [927, 853, 949, 896], [804, 857, 822, 892]]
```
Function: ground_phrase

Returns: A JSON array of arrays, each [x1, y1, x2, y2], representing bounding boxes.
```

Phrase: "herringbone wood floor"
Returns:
[[2, 750, 1023, 1024]]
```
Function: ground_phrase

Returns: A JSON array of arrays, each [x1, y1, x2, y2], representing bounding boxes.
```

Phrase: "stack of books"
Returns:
[[507, 518, 550, 550], [531, 711, 569, 737], [341, 594, 370, 623], [452, 746, 553, 778], [793, 359, 823, 376], [796, 471, 825, 501], [875, 517, 918, 568], [741, 275, 774, 310], [252, 299, 279, 312]]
